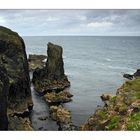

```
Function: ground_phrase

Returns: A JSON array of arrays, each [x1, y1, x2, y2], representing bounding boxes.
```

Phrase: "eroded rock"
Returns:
[[28, 54, 47, 71], [0, 66, 9, 130], [43, 91, 73, 104], [49, 105, 71, 124], [0, 26, 33, 130], [32, 42, 70, 93]]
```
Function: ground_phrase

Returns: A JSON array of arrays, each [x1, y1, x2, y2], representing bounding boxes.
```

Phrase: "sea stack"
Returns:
[[0, 26, 33, 130], [32, 42, 70, 93]]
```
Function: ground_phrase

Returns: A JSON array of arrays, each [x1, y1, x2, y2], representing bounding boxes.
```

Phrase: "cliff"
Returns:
[[0, 26, 33, 130], [80, 75, 140, 130], [0, 66, 9, 130]]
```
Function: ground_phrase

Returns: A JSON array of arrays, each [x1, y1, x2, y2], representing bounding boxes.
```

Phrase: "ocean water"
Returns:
[[23, 36, 140, 128]]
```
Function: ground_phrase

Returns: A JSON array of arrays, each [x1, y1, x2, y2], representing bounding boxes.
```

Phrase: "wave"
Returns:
[[108, 65, 136, 72], [106, 58, 112, 61]]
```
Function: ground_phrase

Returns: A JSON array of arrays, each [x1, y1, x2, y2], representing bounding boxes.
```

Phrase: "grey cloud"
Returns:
[[0, 10, 140, 36]]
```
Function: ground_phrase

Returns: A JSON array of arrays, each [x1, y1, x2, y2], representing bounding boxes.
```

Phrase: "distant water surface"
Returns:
[[23, 36, 140, 127]]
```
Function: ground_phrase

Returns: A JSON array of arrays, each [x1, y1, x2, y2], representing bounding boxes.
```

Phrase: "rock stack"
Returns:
[[32, 42, 70, 93], [32, 42, 76, 130], [0, 26, 33, 130]]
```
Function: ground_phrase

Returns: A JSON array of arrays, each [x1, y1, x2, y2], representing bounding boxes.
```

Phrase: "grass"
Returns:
[[0, 26, 21, 45], [127, 112, 140, 130], [0, 26, 18, 36], [131, 91, 140, 99], [106, 115, 120, 130], [122, 78, 140, 93], [96, 110, 107, 119]]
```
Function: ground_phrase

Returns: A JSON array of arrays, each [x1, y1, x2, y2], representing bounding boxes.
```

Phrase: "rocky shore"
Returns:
[[80, 70, 140, 130], [0, 26, 33, 130], [1, 26, 140, 131]]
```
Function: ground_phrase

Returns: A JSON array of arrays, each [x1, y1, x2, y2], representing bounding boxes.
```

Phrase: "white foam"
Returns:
[[42, 58, 47, 62], [106, 58, 112, 61]]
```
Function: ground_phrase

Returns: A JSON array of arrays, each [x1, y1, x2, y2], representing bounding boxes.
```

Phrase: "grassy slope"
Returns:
[[80, 77, 140, 130]]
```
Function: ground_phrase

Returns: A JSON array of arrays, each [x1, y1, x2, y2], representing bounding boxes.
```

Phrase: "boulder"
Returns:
[[32, 42, 70, 93], [0, 66, 9, 130]]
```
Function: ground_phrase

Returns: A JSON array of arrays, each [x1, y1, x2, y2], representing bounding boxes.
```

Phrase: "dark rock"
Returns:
[[28, 54, 47, 71], [123, 69, 140, 80], [0, 26, 33, 112], [32, 42, 70, 93], [134, 69, 140, 78], [123, 73, 133, 80], [46, 42, 65, 80], [0, 66, 9, 130], [0, 26, 33, 130], [11, 111, 30, 118], [38, 127, 44, 130], [38, 116, 48, 121], [57, 122, 79, 131], [100, 94, 112, 101]]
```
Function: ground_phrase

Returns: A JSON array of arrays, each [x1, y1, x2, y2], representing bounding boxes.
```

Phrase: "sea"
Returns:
[[23, 36, 140, 130]]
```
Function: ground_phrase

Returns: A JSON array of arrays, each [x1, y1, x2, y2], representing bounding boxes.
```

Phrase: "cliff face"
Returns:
[[32, 42, 70, 93], [0, 66, 9, 130], [0, 26, 33, 130], [80, 76, 140, 131]]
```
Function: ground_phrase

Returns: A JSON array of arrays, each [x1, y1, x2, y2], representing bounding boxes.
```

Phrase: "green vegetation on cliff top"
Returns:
[[81, 77, 140, 130], [0, 26, 21, 44]]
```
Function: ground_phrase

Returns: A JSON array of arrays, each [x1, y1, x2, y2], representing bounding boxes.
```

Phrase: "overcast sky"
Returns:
[[0, 10, 140, 36]]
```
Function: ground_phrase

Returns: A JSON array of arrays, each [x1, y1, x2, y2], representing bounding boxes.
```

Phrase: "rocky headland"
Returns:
[[0, 26, 33, 130], [1, 26, 140, 131], [80, 70, 140, 130]]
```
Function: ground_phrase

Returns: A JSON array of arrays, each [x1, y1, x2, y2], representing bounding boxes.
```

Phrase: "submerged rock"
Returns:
[[43, 91, 73, 104], [0, 66, 9, 130], [28, 54, 47, 71], [0, 26, 33, 130], [38, 116, 48, 121], [32, 42, 70, 93]]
